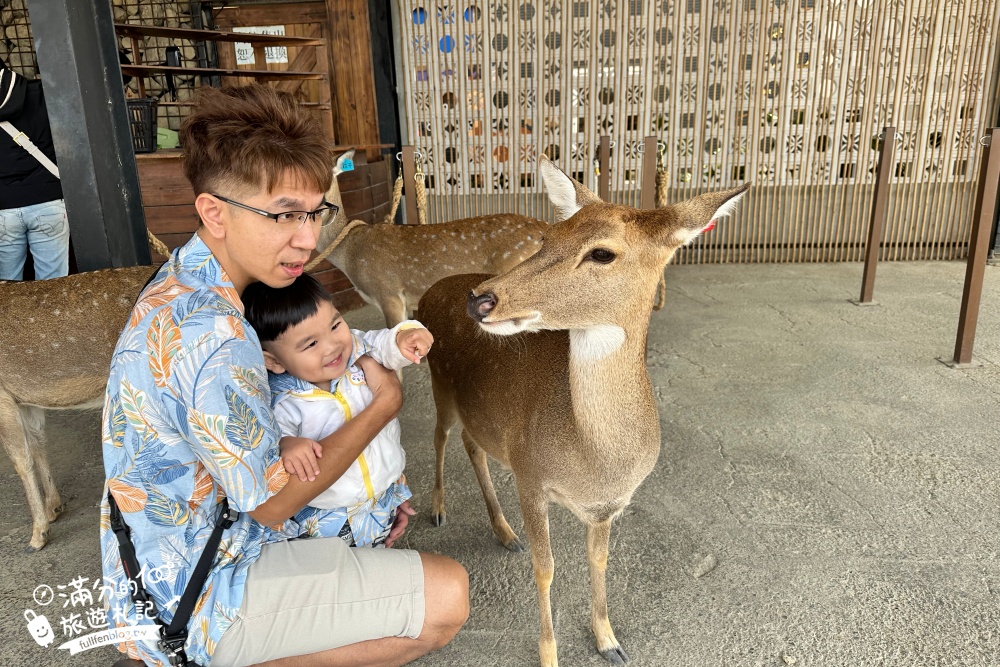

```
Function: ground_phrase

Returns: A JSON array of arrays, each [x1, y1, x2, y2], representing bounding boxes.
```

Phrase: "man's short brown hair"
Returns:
[[180, 84, 333, 197]]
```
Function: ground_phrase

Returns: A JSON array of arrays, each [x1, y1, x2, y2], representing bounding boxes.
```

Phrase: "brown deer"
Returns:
[[420, 155, 748, 667], [316, 150, 546, 328], [0, 266, 157, 550]]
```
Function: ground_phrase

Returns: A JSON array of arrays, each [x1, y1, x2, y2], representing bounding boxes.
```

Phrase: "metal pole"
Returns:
[[402, 145, 417, 225], [854, 127, 895, 305], [26, 0, 150, 270], [598, 135, 611, 202], [640, 136, 658, 210], [943, 128, 1000, 367]]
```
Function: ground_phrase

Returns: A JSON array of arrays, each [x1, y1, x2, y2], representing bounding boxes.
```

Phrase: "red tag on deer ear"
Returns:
[[703, 219, 717, 233]]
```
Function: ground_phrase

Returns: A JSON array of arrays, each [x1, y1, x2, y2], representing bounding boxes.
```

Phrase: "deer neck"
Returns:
[[318, 218, 369, 270], [567, 317, 656, 445]]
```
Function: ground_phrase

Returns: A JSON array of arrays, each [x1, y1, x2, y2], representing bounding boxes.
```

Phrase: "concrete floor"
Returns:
[[1, 260, 998, 667]]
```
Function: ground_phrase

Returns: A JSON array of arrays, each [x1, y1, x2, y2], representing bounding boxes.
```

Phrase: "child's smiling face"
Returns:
[[261, 300, 353, 391]]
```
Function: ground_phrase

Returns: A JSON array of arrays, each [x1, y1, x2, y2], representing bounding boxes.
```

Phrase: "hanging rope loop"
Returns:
[[305, 220, 368, 272], [413, 153, 428, 225]]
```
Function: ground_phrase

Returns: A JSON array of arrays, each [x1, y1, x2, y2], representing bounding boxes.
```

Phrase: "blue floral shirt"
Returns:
[[99, 234, 290, 666]]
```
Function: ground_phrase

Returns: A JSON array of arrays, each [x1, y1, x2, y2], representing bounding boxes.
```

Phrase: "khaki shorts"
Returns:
[[211, 537, 425, 667]]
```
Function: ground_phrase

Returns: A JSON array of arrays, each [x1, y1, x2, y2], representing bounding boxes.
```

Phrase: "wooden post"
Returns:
[[402, 146, 418, 226], [325, 0, 380, 147], [640, 136, 658, 209], [942, 128, 1000, 367], [598, 135, 611, 201], [855, 126, 896, 305]]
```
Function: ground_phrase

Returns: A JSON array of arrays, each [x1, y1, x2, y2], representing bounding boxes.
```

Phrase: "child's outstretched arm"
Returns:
[[355, 320, 433, 371], [394, 327, 433, 364]]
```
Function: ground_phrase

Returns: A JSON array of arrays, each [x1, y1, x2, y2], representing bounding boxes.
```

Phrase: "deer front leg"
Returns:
[[431, 420, 450, 527], [518, 487, 558, 667], [587, 519, 629, 664], [430, 379, 458, 527], [379, 295, 408, 330], [22, 406, 63, 523], [461, 430, 524, 552], [0, 395, 50, 551]]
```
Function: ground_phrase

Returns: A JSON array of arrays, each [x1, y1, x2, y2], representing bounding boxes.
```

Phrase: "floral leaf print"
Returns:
[[265, 459, 288, 494], [171, 333, 228, 406], [148, 307, 182, 387], [193, 582, 214, 616], [230, 366, 265, 400], [211, 286, 242, 312], [189, 462, 214, 511], [134, 438, 188, 484], [120, 378, 159, 442], [224, 386, 266, 451], [108, 478, 148, 512], [144, 486, 190, 527], [225, 315, 246, 341], [188, 410, 240, 469], [106, 394, 127, 446], [129, 275, 194, 328]]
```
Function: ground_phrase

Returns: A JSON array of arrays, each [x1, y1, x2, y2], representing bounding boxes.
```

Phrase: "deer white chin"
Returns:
[[479, 312, 542, 336], [569, 325, 626, 362]]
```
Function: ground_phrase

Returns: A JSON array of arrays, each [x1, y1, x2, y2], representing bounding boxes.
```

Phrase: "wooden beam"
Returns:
[[28, 0, 149, 270], [856, 127, 896, 305], [213, 3, 329, 27], [640, 136, 658, 210], [402, 146, 418, 225], [325, 0, 380, 145], [946, 127, 1000, 366], [598, 136, 611, 201]]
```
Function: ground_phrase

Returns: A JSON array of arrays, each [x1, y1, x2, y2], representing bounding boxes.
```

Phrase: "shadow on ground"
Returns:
[[1, 261, 998, 667]]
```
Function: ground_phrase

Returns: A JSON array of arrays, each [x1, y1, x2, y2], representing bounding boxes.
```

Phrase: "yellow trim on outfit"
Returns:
[[291, 387, 375, 500]]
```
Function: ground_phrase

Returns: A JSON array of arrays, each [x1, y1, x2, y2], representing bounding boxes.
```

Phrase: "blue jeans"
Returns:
[[0, 198, 70, 280]]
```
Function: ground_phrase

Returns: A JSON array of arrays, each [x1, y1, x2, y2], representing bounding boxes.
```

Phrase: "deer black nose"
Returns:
[[467, 291, 497, 322]]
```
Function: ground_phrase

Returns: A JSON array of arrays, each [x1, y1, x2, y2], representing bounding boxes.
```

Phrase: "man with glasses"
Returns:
[[99, 84, 468, 667]]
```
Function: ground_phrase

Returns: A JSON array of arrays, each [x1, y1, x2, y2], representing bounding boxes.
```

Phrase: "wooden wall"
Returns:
[[138, 150, 393, 312]]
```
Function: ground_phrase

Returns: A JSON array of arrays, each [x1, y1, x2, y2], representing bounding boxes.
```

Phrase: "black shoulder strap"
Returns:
[[108, 492, 238, 666]]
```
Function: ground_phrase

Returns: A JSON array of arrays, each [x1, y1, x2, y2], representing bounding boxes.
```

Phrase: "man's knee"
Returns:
[[420, 552, 470, 639]]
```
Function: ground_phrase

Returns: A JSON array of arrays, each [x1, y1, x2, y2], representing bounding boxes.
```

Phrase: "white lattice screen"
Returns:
[[396, 0, 1000, 263]]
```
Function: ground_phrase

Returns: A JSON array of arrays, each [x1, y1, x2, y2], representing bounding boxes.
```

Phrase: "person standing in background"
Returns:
[[0, 58, 69, 281]]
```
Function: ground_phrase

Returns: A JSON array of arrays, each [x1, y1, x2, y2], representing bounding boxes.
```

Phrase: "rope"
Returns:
[[655, 170, 669, 210], [147, 230, 171, 259], [305, 219, 367, 272], [383, 173, 404, 224], [414, 164, 428, 225]]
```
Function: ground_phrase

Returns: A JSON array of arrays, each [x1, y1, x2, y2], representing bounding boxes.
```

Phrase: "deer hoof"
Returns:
[[433, 512, 447, 527], [25, 533, 47, 553], [502, 536, 526, 553], [47, 503, 66, 523], [599, 646, 630, 665]]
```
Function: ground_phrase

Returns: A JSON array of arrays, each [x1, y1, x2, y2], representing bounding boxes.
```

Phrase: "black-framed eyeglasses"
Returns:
[[212, 193, 340, 230]]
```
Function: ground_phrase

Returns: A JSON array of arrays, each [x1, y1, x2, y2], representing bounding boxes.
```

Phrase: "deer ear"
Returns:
[[668, 184, 750, 246], [538, 154, 603, 222], [333, 149, 356, 177]]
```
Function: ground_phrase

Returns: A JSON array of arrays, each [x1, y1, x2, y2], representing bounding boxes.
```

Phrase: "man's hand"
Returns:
[[278, 436, 323, 482], [396, 327, 434, 364], [356, 354, 403, 416], [386, 500, 416, 548]]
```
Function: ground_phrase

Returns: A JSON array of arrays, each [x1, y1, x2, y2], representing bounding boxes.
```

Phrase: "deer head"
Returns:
[[468, 155, 748, 342]]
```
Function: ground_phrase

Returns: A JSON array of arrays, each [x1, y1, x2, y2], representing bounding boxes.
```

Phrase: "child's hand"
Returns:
[[386, 500, 416, 548], [278, 436, 323, 482], [396, 327, 434, 364]]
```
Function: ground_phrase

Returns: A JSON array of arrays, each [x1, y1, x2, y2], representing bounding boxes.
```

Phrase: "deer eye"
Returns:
[[588, 248, 616, 264]]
